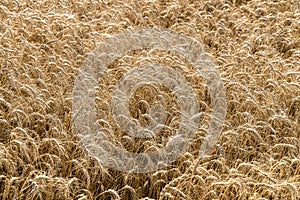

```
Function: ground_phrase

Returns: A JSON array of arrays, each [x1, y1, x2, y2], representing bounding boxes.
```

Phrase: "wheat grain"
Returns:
[[0, 0, 299, 199]]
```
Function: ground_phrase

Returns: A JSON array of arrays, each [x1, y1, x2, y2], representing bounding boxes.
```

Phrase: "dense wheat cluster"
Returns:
[[0, 0, 299, 199]]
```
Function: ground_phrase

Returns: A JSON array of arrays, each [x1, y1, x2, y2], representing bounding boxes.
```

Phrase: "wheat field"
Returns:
[[0, 0, 300, 199]]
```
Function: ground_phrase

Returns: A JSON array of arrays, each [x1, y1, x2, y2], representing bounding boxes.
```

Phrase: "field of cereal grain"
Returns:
[[0, 0, 300, 199]]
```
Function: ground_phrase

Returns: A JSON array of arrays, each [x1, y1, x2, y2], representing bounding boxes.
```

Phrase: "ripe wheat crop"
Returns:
[[0, 0, 299, 199]]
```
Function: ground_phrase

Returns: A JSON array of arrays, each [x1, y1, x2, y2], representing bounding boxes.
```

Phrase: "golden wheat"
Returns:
[[0, 0, 299, 199]]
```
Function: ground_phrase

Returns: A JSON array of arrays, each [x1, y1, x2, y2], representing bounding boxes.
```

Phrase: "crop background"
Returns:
[[0, 0, 299, 199]]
